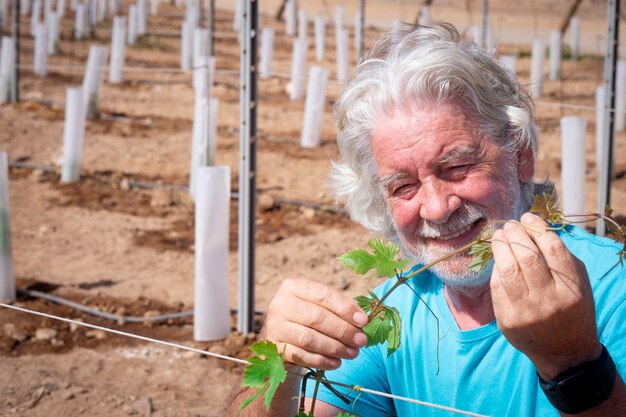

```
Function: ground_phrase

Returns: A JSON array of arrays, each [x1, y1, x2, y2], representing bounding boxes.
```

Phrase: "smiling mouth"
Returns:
[[427, 219, 485, 244]]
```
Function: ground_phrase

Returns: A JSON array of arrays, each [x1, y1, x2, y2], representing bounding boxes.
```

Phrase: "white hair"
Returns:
[[330, 22, 553, 240]]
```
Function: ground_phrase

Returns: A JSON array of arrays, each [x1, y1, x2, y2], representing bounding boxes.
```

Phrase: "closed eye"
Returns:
[[391, 183, 416, 198], [445, 164, 473, 179]]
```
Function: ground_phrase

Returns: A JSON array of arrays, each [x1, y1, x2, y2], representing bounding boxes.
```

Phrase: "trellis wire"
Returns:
[[0, 301, 488, 417], [0, 301, 249, 365]]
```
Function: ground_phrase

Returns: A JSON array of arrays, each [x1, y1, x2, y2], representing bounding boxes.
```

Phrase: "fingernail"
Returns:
[[346, 346, 359, 358], [353, 311, 368, 326], [353, 332, 368, 347], [521, 212, 538, 224]]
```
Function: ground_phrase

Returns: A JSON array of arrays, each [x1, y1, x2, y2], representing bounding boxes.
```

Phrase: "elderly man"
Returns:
[[230, 22, 626, 416]]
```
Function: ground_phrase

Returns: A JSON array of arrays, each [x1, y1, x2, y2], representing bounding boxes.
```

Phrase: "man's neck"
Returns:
[[443, 284, 495, 330]]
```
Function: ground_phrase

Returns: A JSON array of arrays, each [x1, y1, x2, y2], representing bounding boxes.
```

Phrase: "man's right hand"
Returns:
[[261, 278, 370, 370]]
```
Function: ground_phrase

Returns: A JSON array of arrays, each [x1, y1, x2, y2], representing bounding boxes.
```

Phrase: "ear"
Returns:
[[517, 146, 534, 183]]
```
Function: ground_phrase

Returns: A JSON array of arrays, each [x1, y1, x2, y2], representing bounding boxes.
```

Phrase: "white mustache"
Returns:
[[416, 205, 488, 240]]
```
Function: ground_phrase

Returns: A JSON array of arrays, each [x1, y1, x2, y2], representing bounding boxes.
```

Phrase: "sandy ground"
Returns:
[[2, 0, 626, 416]]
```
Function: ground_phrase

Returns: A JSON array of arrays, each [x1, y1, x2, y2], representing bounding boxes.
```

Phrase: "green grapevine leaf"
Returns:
[[338, 239, 408, 278], [355, 291, 379, 313], [240, 340, 287, 411], [385, 306, 402, 357], [294, 412, 314, 417], [356, 292, 401, 356], [338, 248, 376, 275], [335, 413, 357, 417], [364, 313, 392, 347]]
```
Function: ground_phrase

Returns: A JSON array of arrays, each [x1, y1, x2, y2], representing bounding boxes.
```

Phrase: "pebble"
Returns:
[[132, 396, 153, 416], [3, 323, 28, 342], [69, 319, 83, 332], [34, 328, 58, 341], [29, 169, 46, 182], [26, 386, 47, 409], [301, 207, 316, 219], [208, 344, 228, 356], [85, 330, 107, 340], [50, 338, 65, 347], [257, 194, 276, 211], [60, 390, 75, 401], [180, 350, 203, 359], [38, 224, 56, 236], [150, 189, 171, 207], [120, 178, 131, 191]]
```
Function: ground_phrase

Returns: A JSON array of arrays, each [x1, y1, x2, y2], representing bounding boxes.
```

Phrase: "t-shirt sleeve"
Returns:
[[305, 344, 395, 417]]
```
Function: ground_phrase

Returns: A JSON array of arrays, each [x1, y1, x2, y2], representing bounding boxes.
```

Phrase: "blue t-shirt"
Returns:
[[307, 226, 626, 416]]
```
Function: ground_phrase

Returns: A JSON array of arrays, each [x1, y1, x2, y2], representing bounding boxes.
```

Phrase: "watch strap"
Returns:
[[538, 345, 617, 414]]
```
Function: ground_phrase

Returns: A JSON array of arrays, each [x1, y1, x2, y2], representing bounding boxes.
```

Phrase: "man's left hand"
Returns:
[[490, 212, 602, 380]]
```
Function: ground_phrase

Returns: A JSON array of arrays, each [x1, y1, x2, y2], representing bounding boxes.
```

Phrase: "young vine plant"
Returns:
[[238, 193, 626, 416]]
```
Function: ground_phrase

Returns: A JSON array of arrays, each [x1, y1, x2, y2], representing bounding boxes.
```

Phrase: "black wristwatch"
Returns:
[[538, 345, 617, 414]]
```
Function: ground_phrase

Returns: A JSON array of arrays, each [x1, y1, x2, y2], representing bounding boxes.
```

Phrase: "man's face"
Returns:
[[371, 103, 533, 289]]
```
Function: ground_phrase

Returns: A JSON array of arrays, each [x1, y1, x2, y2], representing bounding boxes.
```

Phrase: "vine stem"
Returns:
[[368, 238, 484, 320], [309, 370, 325, 415]]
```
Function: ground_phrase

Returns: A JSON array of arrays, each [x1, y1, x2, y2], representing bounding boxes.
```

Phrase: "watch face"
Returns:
[[557, 371, 610, 410]]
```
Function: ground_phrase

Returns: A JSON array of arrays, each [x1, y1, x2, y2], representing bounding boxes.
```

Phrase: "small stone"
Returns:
[[120, 178, 131, 191], [143, 310, 161, 327], [181, 350, 202, 359], [29, 169, 46, 182], [208, 344, 228, 356], [301, 207, 316, 219], [60, 390, 75, 401], [35, 328, 57, 341], [257, 194, 275, 211], [50, 338, 65, 347], [3, 323, 28, 342], [69, 319, 83, 332], [150, 189, 171, 208], [85, 330, 107, 340], [122, 404, 136, 415], [132, 396, 153, 417], [25, 386, 47, 409], [38, 224, 55, 236]]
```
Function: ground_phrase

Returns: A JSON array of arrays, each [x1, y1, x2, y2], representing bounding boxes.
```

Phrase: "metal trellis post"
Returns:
[[357, 0, 364, 62], [11, 0, 20, 101], [481, 0, 489, 49], [209, 0, 215, 56], [237, 0, 257, 333], [597, 0, 620, 236]]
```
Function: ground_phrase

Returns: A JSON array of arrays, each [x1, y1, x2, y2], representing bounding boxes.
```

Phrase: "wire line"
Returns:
[[0, 301, 250, 365], [0, 302, 489, 416]]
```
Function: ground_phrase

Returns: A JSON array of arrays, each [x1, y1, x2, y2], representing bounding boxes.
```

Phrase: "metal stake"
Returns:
[[237, 0, 257, 333], [597, 0, 620, 235]]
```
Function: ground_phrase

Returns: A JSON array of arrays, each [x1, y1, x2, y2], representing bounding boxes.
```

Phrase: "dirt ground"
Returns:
[[2, 0, 626, 416]]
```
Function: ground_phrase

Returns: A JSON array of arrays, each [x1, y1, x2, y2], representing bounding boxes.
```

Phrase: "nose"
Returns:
[[418, 179, 462, 224]]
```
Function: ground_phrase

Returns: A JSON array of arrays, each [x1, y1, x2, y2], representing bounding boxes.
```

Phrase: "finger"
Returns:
[[519, 212, 585, 291], [274, 320, 360, 361], [490, 227, 528, 300], [277, 298, 367, 349], [501, 217, 554, 292], [281, 279, 369, 328], [281, 343, 343, 370]]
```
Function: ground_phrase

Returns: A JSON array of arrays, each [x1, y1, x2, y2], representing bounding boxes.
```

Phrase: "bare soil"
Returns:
[[2, 0, 626, 416]]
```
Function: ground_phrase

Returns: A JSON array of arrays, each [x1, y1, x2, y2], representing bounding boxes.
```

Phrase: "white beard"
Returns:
[[396, 179, 527, 290]]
